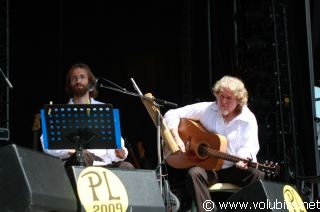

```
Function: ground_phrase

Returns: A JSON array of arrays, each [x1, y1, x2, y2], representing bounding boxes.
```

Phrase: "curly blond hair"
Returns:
[[212, 76, 248, 111]]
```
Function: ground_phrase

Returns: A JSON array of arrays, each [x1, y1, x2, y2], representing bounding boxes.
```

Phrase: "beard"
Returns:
[[70, 84, 90, 97], [218, 101, 230, 116], [220, 109, 229, 116]]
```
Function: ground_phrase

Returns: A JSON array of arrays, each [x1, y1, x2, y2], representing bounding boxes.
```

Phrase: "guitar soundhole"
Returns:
[[198, 143, 208, 158]]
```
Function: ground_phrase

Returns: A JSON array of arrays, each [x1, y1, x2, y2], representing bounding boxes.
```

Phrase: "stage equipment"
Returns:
[[0, 127, 9, 141], [0, 144, 77, 211], [68, 166, 165, 212], [220, 180, 307, 212]]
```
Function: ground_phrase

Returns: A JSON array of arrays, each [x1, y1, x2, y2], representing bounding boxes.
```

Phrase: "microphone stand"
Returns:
[[0, 67, 13, 89], [98, 84, 177, 108], [97, 79, 177, 198]]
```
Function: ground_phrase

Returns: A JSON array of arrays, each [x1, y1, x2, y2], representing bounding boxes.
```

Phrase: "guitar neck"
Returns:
[[203, 146, 263, 170]]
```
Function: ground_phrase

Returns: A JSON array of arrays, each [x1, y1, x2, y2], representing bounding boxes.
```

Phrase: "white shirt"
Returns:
[[163, 101, 259, 169], [41, 98, 128, 166]]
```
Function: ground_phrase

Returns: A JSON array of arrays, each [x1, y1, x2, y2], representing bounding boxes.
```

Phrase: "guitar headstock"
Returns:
[[137, 142, 145, 158], [32, 113, 41, 132], [260, 160, 281, 178]]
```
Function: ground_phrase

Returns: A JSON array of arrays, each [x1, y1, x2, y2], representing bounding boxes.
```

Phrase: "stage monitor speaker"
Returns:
[[0, 144, 77, 211], [68, 166, 166, 212], [220, 180, 306, 212]]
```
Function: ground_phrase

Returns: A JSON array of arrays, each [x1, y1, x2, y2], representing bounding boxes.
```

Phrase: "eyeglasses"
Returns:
[[70, 75, 88, 82]]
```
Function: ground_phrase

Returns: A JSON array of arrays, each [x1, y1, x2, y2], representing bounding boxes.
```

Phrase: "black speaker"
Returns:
[[68, 166, 166, 212], [220, 180, 305, 212], [0, 144, 77, 211]]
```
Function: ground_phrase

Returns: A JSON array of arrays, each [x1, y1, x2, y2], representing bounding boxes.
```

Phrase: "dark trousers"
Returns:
[[185, 166, 264, 212], [105, 161, 135, 169]]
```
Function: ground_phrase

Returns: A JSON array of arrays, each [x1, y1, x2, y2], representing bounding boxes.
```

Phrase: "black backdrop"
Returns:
[[5, 0, 320, 182], [10, 1, 186, 168]]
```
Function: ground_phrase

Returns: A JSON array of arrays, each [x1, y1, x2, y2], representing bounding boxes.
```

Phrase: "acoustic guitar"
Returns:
[[32, 113, 41, 151], [141, 93, 280, 177], [165, 118, 280, 177]]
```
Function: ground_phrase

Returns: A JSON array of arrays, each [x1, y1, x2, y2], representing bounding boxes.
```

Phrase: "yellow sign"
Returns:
[[283, 185, 306, 212], [77, 166, 129, 212]]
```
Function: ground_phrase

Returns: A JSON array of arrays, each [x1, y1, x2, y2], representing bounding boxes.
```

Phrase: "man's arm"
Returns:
[[111, 137, 129, 161], [40, 134, 70, 159], [115, 148, 127, 159], [170, 128, 186, 152]]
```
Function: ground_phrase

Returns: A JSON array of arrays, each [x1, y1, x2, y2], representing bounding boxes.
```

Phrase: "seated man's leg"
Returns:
[[64, 150, 95, 169], [217, 166, 265, 187], [186, 166, 218, 212], [106, 161, 135, 169]]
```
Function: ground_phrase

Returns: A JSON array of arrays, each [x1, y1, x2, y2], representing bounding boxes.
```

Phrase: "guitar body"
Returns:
[[165, 118, 227, 170]]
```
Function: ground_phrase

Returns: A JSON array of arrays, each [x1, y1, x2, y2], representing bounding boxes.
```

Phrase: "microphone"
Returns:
[[89, 85, 94, 92], [97, 77, 127, 92], [89, 78, 99, 91], [88, 78, 99, 92], [0, 67, 13, 89], [130, 78, 143, 96], [93, 78, 100, 86]]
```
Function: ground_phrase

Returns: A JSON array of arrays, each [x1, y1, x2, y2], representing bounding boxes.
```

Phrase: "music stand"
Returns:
[[40, 104, 122, 166]]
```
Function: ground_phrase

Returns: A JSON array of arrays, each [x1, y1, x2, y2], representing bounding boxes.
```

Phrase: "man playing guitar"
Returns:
[[164, 76, 265, 212]]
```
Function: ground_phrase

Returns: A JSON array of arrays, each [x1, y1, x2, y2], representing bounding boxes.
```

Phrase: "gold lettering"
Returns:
[[93, 205, 99, 212], [82, 171, 102, 201], [116, 203, 123, 212], [103, 171, 120, 200]]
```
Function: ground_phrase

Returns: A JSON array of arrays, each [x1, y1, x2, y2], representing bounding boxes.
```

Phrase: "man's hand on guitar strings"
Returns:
[[236, 154, 254, 169], [170, 128, 186, 152], [175, 137, 186, 153], [236, 160, 248, 170]]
